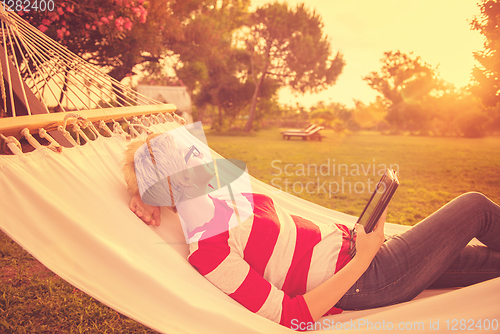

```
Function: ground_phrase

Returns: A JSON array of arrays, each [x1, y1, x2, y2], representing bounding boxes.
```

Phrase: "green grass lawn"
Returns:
[[1, 130, 499, 332]]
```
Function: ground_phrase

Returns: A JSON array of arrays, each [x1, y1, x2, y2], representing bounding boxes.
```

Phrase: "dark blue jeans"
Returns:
[[336, 192, 500, 310]]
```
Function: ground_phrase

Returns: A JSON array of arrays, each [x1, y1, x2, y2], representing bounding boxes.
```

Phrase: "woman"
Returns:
[[123, 132, 500, 329]]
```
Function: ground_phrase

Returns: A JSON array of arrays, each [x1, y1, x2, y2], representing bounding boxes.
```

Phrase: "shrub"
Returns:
[[456, 112, 490, 138]]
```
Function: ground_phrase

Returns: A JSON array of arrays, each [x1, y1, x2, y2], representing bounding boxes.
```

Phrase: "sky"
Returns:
[[250, 0, 485, 109]]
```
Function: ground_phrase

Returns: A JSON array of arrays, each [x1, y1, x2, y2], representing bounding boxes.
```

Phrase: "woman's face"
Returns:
[[181, 143, 216, 186]]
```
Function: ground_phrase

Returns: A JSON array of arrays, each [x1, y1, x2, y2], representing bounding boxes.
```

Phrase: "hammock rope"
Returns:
[[6, 22, 33, 115], [21, 127, 41, 149], [99, 120, 115, 138], [0, 108, 177, 154], [0, 5, 184, 155], [0, 42, 7, 116], [0, 133, 22, 154], [1, 21, 16, 116], [38, 128, 62, 152], [9, 22, 48, 113], [0, 5, 166, 120], [14, 19, 118, 110]]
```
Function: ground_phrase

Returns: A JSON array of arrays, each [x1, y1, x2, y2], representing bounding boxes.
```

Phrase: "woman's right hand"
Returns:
[[129, 192, 161, 226], [354, 208, 387, 265]]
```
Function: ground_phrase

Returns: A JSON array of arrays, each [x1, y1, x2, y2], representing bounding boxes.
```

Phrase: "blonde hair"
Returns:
[[122, 132, 192, 209]]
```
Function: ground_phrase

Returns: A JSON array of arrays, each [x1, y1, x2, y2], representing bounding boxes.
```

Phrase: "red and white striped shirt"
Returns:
[[188, 193, 351, 329]]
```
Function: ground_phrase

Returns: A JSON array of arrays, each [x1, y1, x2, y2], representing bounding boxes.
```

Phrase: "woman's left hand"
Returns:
[[304, 207, 388, 321], [129, 192, 161, 226], [354, 207, 387, 264]]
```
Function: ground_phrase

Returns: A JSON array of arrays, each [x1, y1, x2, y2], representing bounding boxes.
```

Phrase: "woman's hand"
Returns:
[[354, 208, 387, 265], [304, 208, 388, 321], [129, 192, 161, 226]]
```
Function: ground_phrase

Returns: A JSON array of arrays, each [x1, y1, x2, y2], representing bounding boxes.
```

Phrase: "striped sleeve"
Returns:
[[189, 242, 314, 327]]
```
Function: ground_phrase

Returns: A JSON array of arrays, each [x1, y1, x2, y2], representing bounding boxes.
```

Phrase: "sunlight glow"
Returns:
[[250, 0, 484, 108]]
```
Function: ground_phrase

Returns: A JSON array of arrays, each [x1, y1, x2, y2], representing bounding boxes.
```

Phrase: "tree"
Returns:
[[309, 101, 356, 131], [471, 0, 500, 108], [363, 51, 444, 132], [242, 2, 345, 131], [166, 0, 253, 128], [470, 0, 500, 130], [352, 98, 388, 130]]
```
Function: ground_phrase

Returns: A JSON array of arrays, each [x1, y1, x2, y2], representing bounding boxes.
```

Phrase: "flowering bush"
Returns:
[[16, 0, 150, 80], [19, 0, 148, 45]]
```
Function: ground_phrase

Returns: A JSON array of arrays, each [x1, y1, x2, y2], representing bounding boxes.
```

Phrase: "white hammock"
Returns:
[[0, 6, 499, 333]]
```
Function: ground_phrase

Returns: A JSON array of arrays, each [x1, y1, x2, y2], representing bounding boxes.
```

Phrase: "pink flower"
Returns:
[[57, 7, 64, 15], [91, 25, 96, 30], [48, 12, 59, 21], [139, 6, 147, 23], [85, 23, 90, 29], [42, 19, 50, 26], [39, 25, 48, 33], [66, 6, 74, 13], [101, 17, 109, 24], [124, 18, 132, 31], [132, 7, 141, 17], [65, 30, 70, 36], [115, 17, 124, 31], [56, 28, 64, 39]]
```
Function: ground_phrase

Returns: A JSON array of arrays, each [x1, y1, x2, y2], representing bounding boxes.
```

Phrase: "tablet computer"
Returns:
[[357, 168, 399, 233]]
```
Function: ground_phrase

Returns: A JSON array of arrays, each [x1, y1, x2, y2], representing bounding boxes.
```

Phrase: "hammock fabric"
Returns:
[[1, 120, 499, 333]]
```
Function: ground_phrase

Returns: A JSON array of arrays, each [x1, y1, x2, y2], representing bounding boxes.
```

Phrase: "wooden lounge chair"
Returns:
[[280, 123, 316, 134], [281, 125, 324, 141]]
